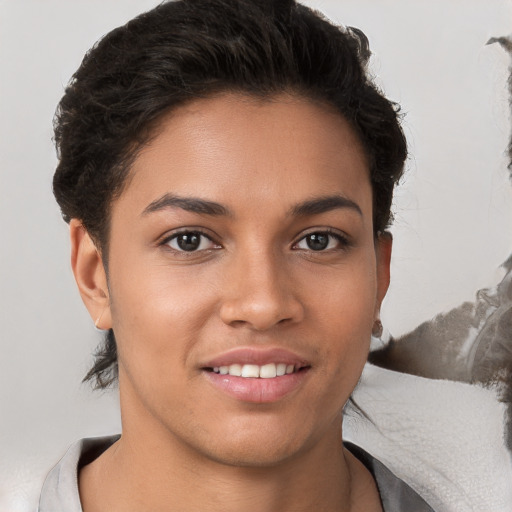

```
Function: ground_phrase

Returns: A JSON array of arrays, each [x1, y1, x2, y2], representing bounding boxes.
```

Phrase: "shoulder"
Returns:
[[344, 363, 512, 511], [345, 442, 436, 512], [38, 435, 120, 512]]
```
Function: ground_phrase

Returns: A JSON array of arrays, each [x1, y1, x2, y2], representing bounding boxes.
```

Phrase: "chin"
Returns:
[[200, 438, 306, 469], [180, 412, 332, 469]]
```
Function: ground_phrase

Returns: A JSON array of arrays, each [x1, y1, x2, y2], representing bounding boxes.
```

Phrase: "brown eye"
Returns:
[[166, 231, 216, 252], [305, 233, 329, 251], [295, 231, 349, 251]]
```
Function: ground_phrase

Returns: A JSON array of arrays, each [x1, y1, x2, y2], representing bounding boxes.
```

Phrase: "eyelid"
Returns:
[[157, 226, 350, 253], [292, 228, 351, 250], [158, 228, 221, 251]]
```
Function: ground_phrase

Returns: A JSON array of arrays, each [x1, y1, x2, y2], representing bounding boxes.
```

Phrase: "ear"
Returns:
[[70, 219, 112, 330], [374, 231, 392, 318]]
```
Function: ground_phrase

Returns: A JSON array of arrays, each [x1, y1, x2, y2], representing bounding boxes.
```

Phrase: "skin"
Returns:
[[71, 93, 391, 512]]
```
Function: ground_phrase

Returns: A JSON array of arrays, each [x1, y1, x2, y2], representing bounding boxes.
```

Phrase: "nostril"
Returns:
[[219, 296, 304, 331]]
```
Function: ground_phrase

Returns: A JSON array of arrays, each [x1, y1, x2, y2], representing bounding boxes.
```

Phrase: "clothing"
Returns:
[[343, 363, 512, 512], [38, 435, 434, 511], [345, 442, 434, 511]]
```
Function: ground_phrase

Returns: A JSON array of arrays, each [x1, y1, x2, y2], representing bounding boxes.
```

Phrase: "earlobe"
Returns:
[[70, 219, 112, 330], [374, 231, 392, 316]]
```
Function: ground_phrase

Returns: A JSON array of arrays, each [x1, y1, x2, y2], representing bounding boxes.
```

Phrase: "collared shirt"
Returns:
[[38, 435, 435, 511]]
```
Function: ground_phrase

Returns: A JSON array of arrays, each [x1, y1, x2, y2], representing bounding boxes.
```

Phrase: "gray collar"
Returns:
[[39, 436, 434, 512]]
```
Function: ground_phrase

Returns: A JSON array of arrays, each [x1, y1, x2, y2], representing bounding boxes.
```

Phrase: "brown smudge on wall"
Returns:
[[369, 35, 512, 450]]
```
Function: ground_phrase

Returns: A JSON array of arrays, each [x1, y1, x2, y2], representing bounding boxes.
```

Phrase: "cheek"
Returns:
[[307, 257, 377, 329], [108, 259, 219, 376], [305, 258, 377, 377]]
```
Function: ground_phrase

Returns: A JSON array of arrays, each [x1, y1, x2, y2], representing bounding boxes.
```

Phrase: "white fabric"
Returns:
[[37, 439, 85, 512], [343, 363, 512, 512]]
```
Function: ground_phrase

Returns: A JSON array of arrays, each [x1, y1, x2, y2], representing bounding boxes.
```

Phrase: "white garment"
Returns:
[[343, 363, 512, 512], [38, 434, 433, 511]]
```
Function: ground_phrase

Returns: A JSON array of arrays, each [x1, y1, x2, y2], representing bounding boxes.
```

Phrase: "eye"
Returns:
[[294, 231, 348, 251], [164, 231, 218, 252]]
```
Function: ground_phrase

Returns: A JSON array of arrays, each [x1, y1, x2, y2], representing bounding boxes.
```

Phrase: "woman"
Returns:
[[39, 0, 433, 510]]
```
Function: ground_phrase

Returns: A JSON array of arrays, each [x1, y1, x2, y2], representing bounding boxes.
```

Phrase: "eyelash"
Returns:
[[292, 229, 351, 252], [160, 230, 220, 254], [159, 228, 351, 254]]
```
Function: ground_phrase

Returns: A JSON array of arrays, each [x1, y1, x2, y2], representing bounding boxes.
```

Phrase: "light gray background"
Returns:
[[1, 1, 511, 510]]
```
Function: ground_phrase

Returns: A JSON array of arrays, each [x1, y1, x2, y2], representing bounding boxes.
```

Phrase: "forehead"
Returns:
[[117, 93, 372, 220]]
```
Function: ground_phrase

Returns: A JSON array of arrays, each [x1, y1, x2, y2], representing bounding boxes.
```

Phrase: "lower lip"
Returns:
[[202, 369, 309, 403]]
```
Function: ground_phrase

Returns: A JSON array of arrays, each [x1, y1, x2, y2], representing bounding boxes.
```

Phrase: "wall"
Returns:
[[1, 1, 511, 509]]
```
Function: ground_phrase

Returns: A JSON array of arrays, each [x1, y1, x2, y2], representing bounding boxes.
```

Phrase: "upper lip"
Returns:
[[202, 347, 310, 369]]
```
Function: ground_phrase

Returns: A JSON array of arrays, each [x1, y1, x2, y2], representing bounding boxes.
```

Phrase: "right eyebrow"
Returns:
[[288, 195, 363, 218], [141, 194, 232, 217]]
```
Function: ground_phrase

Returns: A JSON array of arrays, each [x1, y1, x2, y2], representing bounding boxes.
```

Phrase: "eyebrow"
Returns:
[[141, 193, 362, 218], [142, 194, 231, 217], [289, 195, 362, 217]]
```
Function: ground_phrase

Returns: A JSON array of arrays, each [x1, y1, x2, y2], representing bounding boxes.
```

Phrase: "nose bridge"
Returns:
[[219, 242, 303, 330]]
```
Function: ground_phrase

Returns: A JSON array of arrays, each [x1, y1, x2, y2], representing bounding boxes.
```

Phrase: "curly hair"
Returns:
[[53, 0, 407, 388]]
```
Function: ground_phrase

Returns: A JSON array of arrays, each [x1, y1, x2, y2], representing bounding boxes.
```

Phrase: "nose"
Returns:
[[219, 249, 304, 331]]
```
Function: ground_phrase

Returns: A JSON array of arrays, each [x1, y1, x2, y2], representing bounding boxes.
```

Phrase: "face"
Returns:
[[77, 93, 391, 467]]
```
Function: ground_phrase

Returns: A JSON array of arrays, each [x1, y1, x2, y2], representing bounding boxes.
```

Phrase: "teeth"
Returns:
[[260, 363, 277, 379], [228, 363, 242, 376], [211, 363, 300, 378], [241, 364, 260, 378]]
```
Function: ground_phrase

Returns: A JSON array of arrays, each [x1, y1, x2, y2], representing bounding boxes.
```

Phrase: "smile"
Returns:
[[209, 363, 301, 378], [202, 348, 311, 403]]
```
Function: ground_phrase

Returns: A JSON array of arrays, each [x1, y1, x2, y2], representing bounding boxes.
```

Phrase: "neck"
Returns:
[[79, 380, 381, 512]]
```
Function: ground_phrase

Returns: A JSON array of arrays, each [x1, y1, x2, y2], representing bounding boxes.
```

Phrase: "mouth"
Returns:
[[204, 362, 309, 378], [201, 348, 311, 403]]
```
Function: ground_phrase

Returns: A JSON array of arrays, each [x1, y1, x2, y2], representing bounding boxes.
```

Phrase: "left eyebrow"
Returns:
[[141, 194, 232, 217], [288, 195, 362, 217]]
